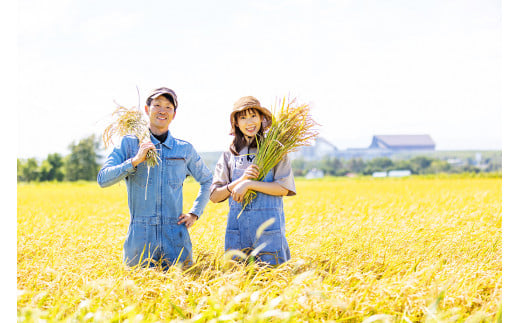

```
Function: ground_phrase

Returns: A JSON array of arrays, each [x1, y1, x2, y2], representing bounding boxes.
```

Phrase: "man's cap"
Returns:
[[147, 87, 178, 109]]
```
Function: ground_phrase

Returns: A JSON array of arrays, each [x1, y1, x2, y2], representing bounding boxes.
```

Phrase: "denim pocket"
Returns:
[[165, 158, 186, 186], [255, 229, 285, 265], [255, 229, 283, 253], [225, 229, 241, 251], [124, 220, 159, 266], [168, 179, 182, 190], [162, 224, 192, 265]]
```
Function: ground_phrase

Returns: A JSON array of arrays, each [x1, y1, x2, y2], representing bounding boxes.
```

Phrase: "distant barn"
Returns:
[[369, 135, 435, 150]]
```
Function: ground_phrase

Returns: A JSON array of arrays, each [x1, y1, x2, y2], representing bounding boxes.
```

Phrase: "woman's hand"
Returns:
[[131, 141, 156, 167], [178, 213, 198, 229], [238, 164, 259, 182], [231, 180, 252, 203]]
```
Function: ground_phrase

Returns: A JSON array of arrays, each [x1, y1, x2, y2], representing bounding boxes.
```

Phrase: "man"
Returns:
[[98, 87, 212, 270]]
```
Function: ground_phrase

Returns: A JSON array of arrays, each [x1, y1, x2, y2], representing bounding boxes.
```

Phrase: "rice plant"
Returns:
[[17, 176, 502, 322], [102, 103, 161, 199], [240, 97, 319, 214], [102, 104, 160, 168]]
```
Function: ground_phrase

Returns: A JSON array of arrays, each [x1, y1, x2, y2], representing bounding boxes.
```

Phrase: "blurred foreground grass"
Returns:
[[17, 177, 501, 322]]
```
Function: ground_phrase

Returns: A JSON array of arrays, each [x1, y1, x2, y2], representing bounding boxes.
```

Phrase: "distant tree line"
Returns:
[[292, 155, 502, 177], [18, 134, 502, 182], [17, 135, 102, 182]]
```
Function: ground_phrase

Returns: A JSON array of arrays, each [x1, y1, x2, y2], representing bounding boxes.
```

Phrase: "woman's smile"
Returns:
[[245, 125, 257, 134], [237, 109, 261, 137]]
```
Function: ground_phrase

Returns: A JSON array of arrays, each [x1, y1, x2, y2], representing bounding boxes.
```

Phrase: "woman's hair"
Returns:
[[230, 108, 265, 156]]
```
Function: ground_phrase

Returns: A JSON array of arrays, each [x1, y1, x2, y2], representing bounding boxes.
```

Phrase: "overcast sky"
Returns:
[[17, 0, 501, 159]]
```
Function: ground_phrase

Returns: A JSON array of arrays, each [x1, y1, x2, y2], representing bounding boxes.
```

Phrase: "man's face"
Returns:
[[145, 95, 176, 134]]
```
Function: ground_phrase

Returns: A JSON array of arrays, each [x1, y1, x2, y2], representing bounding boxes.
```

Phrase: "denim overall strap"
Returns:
[[225, 155, 291, 265]]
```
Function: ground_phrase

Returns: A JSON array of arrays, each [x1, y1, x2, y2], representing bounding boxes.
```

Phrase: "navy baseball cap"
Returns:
[[147, 87, 178, 109]]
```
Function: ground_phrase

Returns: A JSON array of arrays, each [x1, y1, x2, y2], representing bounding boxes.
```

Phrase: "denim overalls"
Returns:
[[98, 134, 213, 270], [225, 155, 290, 265]]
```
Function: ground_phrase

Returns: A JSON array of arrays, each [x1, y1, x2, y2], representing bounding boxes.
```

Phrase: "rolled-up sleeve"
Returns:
[[210, 152, 231, 196], [273, 154, 296, 196], [97, 137, 137, 188]]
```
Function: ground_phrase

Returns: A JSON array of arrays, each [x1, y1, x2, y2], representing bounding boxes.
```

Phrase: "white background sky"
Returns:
[[16, 0, 502, 160]]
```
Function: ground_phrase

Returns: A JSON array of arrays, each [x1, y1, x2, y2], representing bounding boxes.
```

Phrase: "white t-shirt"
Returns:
[[210, 146, 296, 197]]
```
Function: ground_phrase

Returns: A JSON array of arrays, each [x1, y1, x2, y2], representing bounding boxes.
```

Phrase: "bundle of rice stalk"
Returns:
[[238, 97, 319, 217], [102, 104, 160, 200], [102, 104, 160, 168]]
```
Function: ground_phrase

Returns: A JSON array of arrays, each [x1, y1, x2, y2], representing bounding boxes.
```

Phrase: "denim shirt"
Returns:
[[97, 133, 213, 219]]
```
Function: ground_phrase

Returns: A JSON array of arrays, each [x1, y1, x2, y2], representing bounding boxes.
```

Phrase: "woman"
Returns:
[[210, 96, 296, 265]]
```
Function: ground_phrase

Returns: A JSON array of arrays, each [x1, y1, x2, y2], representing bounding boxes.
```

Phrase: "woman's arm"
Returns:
[[209, 184, 232, 203], [231, 180, 288, 203], [210, 164, 260, 203]]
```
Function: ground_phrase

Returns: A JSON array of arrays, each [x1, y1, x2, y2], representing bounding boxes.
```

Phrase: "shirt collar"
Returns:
[[149, 130, 174, 149]]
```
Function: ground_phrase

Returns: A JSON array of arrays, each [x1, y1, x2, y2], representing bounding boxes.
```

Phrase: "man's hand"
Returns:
[[131, 141, 156, 168], [178, 213, 198, 229]]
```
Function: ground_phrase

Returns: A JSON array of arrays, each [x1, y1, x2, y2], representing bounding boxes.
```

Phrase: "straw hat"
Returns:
[[230, 96, 272, 135]]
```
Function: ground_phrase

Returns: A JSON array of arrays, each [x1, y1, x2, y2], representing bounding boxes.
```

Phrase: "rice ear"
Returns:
[[102, 104, 160, 168], [238, 96, 319, 215]]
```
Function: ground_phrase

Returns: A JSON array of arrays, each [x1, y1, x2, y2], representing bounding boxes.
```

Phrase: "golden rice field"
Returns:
[[17, 176, 501, 322]]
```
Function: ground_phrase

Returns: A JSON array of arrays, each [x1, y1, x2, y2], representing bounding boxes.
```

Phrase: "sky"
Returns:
[[16, 0, 502, 160]]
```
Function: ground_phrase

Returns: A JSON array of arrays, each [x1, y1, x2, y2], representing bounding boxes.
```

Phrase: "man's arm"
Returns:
[[185, 146, 213, 218], [97, 139, 134, 188], [98, 137, 157, 188]]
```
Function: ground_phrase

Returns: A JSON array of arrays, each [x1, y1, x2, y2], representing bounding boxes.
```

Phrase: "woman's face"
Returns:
[[236, 108, 262, 138]]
